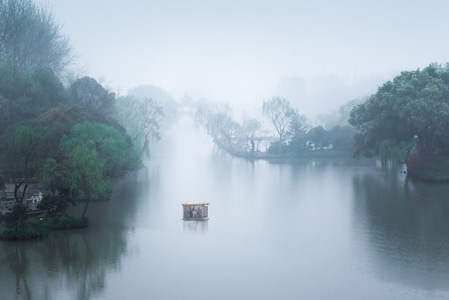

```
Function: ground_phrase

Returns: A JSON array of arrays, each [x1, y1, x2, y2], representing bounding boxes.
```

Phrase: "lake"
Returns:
[[1, 116, 449, 300]]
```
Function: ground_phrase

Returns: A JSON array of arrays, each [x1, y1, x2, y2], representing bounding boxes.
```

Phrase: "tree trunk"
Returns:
[[81, 198, 89, 219], [81, 187, 90, 219]]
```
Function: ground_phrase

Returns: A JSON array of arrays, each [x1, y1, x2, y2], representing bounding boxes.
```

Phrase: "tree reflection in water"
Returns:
[[0, 224, 127, 300], [0, 167, 153, 299], [352, 171, 449, 291], [4, 245, 32, 300]]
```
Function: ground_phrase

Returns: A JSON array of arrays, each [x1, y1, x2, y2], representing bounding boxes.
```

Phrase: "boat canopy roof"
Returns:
[[182, 202, 209, 206]]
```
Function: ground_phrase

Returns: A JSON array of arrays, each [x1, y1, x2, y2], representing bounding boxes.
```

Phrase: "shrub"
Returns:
[[0, 222, 48, 241], [47, 216, 89, 230]]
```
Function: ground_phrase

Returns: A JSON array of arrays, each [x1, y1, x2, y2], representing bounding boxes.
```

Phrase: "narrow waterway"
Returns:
[[1, 116, 449, 300]]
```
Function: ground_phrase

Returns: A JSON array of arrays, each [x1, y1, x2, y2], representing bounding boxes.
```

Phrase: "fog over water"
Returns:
[[3, 2, 449, 298], [37, 0, 449, 117], [2, 117, 449, 299]]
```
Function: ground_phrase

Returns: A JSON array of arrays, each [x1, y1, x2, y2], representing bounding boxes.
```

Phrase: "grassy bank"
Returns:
[[1, 215, 89, 242]]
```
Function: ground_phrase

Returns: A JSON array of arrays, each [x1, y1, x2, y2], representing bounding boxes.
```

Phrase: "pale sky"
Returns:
[[38, 0, 449, 117]]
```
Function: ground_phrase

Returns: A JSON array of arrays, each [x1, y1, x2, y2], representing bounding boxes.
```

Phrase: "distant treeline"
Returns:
[[195, 63, 449, 182], [195, 97, 357, 159]]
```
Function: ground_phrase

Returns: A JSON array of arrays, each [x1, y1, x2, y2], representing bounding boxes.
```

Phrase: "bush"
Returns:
[[47, 216, 89, 230], [0, 222, 48, 241], [407, 153, 449, 182]]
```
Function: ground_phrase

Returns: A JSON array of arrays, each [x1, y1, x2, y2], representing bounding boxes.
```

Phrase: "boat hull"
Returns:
[[182, 217, 209, 221]]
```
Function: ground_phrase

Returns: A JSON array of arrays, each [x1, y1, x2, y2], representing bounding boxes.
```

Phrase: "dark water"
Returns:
[[2, 117, 449, 300]]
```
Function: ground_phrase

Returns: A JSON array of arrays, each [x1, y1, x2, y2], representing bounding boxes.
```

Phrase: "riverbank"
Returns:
[[407, 153, 449, 182], [0, 215, 88, 241], [215, 139, 353, 161]]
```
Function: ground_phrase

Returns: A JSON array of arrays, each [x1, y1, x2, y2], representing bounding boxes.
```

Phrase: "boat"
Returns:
[[182, 202, 209, 221]]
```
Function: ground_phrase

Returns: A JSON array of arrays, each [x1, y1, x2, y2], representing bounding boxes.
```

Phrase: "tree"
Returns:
[[39, 158, 74, 218], [0, 64, 67, 136], [288, 109, 307, 140], [349, 64, 449, 158], [240, 117, 263, 153], [0, 0, 73, 75], [1, 125, 47, 230], [128, 84, 177, 127], [116, 95, 164, 160], [263, 97, 306, 154], [39, 121, 139, 219], [60, 121, 140, 178], [60, 141, 108, 219], [195, 102, 240, 150], [262, 97, 305, 142], [306, 126, 330, 149], [263, 97, 293, 142], [328, 126, 356, 150], [69, 77, 116, 121], [3, 126, 47, 203]]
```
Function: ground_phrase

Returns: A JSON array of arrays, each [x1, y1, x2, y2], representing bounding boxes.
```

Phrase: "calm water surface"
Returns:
[[1, 117, 449, 300]]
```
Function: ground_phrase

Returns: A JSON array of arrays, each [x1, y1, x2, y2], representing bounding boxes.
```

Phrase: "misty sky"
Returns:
[[38, 0, 449, 116]]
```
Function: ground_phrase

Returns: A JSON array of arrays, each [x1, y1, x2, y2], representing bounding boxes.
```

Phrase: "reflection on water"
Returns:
[[0, 169, 142, 300], [2, 117, 449, 299], [352, 172, 449, 292], [183, 220, 209, 233], [0, 227, 127, 300]]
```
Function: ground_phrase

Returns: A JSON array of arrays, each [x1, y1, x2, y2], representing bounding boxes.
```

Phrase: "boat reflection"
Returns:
[[183, 220, 208, 233]]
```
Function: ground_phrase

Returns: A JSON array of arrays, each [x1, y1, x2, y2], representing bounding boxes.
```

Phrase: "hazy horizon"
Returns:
[[37, 0, 449, 117]]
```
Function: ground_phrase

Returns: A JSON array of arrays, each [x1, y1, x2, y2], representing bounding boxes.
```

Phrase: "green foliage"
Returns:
[[116, 95, 164, 160], [69, 77, 116, 120], [289, 125, 355, 153], [350, 63, 449, 157], [0, 125, 48, 233], [2, 203, 28, 231], [60, 136, 107, 194], [4, 125, 48, 178], [196, 100, 353, 158], [31, 67, 67, 107], [61, 121, 140, 177], [0, 64, 67, 134], [1, 221, 48, 241], [379, 139, 413, 165], [38, 191, 74, 218], [46, 216, 89, 230], [306, 126, 330, 148], [57, 121, 141, 217], [61, 140, 108, 218]]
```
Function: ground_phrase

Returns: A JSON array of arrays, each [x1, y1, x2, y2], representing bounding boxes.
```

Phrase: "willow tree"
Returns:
[[61, 141, 108, 219], [195, 102, 241, 151], [262, 97, 305, 154], [116, 95, 164, 160]]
